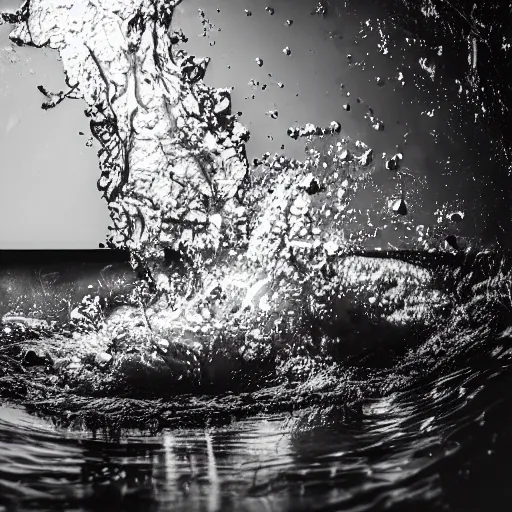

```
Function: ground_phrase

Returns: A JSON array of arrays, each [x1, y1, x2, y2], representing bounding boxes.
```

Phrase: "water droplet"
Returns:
[[245, 9, 252, 16], [265, 7, 275, 15], [283, 46, 291, 56], [287, 127, 299, 139], [447, 211, 464, 222], [330, 121, 341, 133], [376, 76, 385, 86], [285, 19, 293, 26], [267, 110, 279, 119], [312, 1, 327, 16], [391, 198, 407, 215], [343, 104, 350, 111], [385, 153, 403, 171], [277, 82, 284, 88], [255, 57, 263, 67]]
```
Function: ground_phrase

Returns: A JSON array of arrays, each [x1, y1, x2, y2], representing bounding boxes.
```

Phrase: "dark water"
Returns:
[[2, 250, 512, 511], [2, 358, 512, 511]]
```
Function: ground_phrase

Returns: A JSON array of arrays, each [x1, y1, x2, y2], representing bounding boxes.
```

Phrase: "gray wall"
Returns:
[[0, 12, 110, 249]]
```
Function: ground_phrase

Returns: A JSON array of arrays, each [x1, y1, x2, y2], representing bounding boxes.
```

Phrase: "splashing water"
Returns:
[[0, 0, 511, 510]]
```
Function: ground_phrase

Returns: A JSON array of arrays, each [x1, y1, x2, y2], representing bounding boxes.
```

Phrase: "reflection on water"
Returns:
[[2, 358, 512, 512]]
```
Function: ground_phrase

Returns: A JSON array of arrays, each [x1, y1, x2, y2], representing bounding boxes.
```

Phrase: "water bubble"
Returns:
[[255, 57, 263, 67], [376, 76, 385, 86], [283, 46, 291, 56]]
